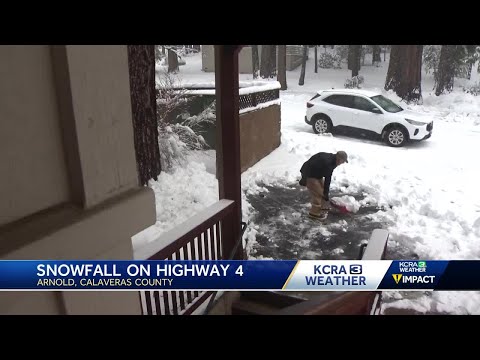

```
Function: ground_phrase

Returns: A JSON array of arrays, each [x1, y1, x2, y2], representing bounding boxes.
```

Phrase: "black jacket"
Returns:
[[300, 152, 337, 200]]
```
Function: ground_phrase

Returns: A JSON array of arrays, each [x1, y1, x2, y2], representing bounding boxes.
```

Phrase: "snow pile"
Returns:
[[330, 195, 361, 213], [131, 162, 219, 250], [380, 292, 433, 314], [377, 88, 480, 128], [329, 220, 349, 232], [331, 248, 345, 255], [381, 291, 480, 315], [186, 150, 216, 175], [474, 217, 480, 237]]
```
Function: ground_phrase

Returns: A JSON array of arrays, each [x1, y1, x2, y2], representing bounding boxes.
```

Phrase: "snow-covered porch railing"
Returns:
[[134, 199, 235, 315], [161, 80, 281, 114]]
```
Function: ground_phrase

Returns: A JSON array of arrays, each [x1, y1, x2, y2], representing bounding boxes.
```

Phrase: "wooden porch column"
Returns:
[[214, 45, 244, 260]]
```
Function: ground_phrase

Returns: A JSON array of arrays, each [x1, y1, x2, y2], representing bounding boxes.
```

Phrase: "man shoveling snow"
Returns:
[[299, 151, 348, 220]]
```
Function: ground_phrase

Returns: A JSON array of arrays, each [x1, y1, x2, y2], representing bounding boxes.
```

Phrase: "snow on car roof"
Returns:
[[318, 88, 380, 98]]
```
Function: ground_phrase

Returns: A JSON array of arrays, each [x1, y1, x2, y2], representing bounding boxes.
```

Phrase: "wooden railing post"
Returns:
[[214, 45, 244, 260]]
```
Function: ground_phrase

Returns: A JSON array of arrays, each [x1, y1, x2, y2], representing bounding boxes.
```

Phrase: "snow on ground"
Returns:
[[131, 161, 219, 250], [136, 48, 480, 314], [131, 149, 254, 252]]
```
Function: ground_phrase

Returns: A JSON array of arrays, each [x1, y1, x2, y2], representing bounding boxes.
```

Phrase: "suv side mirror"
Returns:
[[371, 107, 382, 114]]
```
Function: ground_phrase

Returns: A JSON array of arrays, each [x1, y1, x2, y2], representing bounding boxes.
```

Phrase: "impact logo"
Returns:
[[392, 272, 435, 285]]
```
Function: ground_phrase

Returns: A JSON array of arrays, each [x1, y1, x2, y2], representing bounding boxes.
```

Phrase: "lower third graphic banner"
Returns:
[[0, 260, 480, 291]]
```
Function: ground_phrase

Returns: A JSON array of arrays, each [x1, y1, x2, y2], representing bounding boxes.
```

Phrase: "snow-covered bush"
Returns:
[[464, 46, 480, 79], [335, 45, 349, 62], [424, 45, 477, 81], [344, 75, 365, 89], [453, 46, 477, 79], [155, 45, 165, 65], [362, 45, 372, 54], [156, 71, 214, 171], [463, 82, 480, 96], [318, 52, 342, 69], [177, 46, 200, 57]]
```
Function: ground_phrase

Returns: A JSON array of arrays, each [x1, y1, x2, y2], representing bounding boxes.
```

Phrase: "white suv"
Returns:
[[305, 89, 433, 147]]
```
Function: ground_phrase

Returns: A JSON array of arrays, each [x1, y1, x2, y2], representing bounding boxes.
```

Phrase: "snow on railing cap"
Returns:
[[159, 80, 281, 96], [239, 81, 281, 95]]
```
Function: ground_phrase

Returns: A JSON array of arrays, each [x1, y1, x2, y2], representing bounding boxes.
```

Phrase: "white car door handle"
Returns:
[[353, 111, 359, 115]]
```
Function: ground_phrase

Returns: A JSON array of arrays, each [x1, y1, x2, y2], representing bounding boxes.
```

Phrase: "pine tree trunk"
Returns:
[[127, 45, 161, 185], [314, 45, 318, 73], [351, 45, 361, 77], [385, 45, 401, 91], [277, 45, 287, 90], [435, 45, 457, 96], [384, 46, 386, 61], [271, 45, 277, 77], [298, 45, 308, 86], [385, 45, 423, 103], [348, 45, 353, 70], [252, 45, 259, 79], [404, 45, 423, 103], [372, 45, 382, 64], [260, 45, 274, 78], [357, 46, 362, 72], [348, 45, 361, 72], [167, 48, 179, 73]]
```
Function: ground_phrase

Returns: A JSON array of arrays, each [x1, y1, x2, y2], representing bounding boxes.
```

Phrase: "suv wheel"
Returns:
[[312, 116, 332, 134], [385, 127, 407, 147]]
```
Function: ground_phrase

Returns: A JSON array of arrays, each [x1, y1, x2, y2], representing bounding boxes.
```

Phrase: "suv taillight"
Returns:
[[307, 102, 314, 108]]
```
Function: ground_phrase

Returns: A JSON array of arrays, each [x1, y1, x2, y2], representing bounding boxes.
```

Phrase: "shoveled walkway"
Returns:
[[246, 183, 415, 260], [246, 183, 450, 314]]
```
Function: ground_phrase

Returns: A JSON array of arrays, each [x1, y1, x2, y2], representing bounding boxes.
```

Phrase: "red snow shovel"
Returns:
[[329, 199, 351, 214]]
